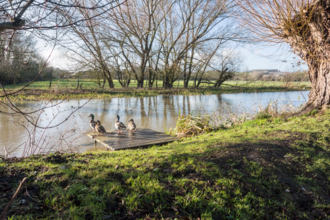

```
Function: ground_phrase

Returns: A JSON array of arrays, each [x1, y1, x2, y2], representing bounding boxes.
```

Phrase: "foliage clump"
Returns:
[[167, 113, 215, 137], [256, 99, 299, 119], [168, 111, 249, 137]]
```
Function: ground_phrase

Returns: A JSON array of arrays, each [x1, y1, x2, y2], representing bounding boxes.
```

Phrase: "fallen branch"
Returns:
[[0, 177, 28, 220]]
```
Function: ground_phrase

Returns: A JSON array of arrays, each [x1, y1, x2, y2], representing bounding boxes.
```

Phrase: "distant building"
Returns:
[[250, 69, 280, 75], [250, 69, 291, 77], [269, 72, 291, 77]]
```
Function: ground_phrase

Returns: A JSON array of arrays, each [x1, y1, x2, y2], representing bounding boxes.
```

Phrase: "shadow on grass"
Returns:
[[1, 131, 329, 219]]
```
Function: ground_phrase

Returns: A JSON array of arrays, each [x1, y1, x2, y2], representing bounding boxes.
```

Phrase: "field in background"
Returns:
[[4, 79, 311, 90]]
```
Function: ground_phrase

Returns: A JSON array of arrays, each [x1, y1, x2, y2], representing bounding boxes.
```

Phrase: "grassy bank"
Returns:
[[1, 80, 311, 101], [1, 110, 329, 219]]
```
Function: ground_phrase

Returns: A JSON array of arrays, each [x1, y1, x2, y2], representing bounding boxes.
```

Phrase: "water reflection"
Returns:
[[0, 91, 310, 157]]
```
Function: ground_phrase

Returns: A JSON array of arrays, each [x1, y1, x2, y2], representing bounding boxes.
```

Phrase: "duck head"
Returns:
[[129, 119, 134, 122], [88, 114, 94, 120], [96, 120, 101, 125], [115, 115, 120, 121]]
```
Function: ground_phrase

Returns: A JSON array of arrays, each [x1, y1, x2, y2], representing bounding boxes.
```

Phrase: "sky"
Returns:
[[41, 47, 72, 70], [238, 44, 308, 72], [41, 42, 308, 73]]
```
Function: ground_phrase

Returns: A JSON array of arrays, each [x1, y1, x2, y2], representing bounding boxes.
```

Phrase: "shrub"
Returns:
[[250, 72, 263, 81]]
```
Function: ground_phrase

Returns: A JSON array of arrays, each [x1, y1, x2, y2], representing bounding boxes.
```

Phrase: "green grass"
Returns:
[[1, 109, 329, 219], [4, 79, 311, 90], [1, 79, 311, 101]]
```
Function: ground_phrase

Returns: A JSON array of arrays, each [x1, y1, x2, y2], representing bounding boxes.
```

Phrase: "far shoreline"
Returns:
[[1, 84, 311, 101]]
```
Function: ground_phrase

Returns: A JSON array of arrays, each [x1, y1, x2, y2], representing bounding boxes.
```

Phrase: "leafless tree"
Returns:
[[192, 43, 221, 88], [104, 0, 171, 88], [159, 0, 237, 88], [112, 56, 132, 88], [0, 32, 40, 87], [212, 49, 242, 88], [89, 0, 239, 89], [237, 0, 330, 112], [0, 0, 123, 128], [62, 2, 117, 89]]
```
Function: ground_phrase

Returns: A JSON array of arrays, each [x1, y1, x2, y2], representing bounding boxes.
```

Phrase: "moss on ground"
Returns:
[[1, 110, 329, 219]]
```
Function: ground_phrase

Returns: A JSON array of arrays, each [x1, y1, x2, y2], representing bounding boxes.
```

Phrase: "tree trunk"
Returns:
[[49, 70, 53, 88], [148, 69, 156, 88], [214, 69, 229, 88], [101, 79, 106, 88], [185, 46, 195, 88], [300, 62, 330, 112], [101, 69, 114, 89], [165, 81, 173, 89], [196, 78, 202, 88], [107, 77, 114, 89], [163, 76, 171, 89], [282, 1, 330, 112], [184, 79, 188, 88], [214, 79, 226, 88], [137, 79, 144, 88]]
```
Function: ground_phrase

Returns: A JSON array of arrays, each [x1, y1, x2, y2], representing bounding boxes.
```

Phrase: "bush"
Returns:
[[250, 72, 263, 81], [256, 112, 272, 119], [261, 75, 275, 81]]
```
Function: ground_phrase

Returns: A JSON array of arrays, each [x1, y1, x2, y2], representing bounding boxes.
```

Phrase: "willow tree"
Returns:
[[238, 0, 330, 112]]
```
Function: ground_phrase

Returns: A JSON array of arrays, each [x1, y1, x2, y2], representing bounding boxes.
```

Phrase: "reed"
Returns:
[[169, 94, 304, 137], [167, 111, 215, 137], [256, 99, 301, 119]]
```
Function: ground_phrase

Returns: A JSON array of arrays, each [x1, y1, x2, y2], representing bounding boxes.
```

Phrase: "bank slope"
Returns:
[[0, 110, 329, 219]]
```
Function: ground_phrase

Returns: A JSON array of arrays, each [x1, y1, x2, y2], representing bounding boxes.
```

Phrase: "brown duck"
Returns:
[[128, 119, 136, 132], [95, 120, 106, 135]]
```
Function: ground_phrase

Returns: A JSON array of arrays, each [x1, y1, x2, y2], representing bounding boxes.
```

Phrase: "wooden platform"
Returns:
[[86, 128, 179, 151]]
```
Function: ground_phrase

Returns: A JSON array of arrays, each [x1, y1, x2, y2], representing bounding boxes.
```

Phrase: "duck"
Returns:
[[115, 115, 126, 133], [88, 114, 97, 132], [128, 119, 136, 132], [95, 120, 106, 135]]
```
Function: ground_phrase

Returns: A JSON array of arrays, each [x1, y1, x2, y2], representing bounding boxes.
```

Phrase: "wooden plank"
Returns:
[[86, 128, 179, 151]]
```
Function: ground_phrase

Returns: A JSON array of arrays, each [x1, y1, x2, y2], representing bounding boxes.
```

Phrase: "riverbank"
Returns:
[[1, 80, 310, 101], [1, 109, 329, 219]]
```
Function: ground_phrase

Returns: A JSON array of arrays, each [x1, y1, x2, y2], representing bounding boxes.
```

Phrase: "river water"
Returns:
[[0, 90, 309, 157]]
